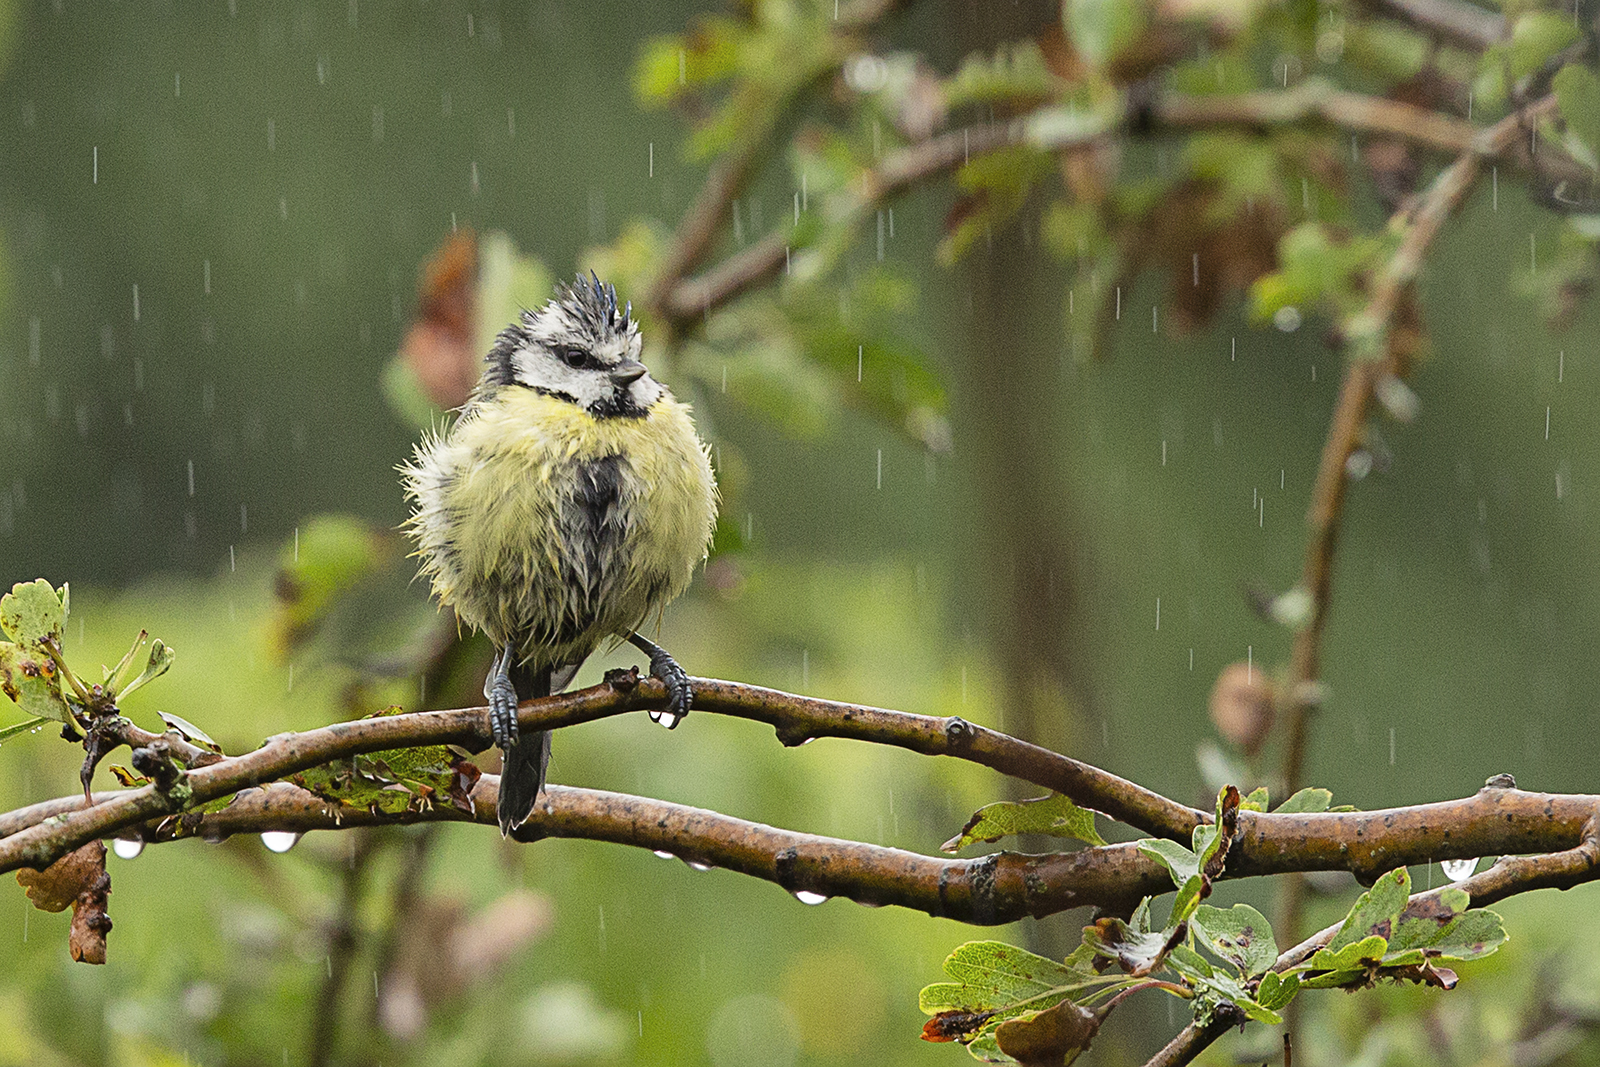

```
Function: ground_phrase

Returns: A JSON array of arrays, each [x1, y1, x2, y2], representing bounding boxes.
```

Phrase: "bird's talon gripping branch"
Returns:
[[486, 647, 519, 750], [629, 632, 691, 729]]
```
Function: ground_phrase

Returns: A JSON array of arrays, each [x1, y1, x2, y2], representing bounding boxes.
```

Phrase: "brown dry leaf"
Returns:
[[18, 840, 112, 964], [401, 229, 480, 410], [993, 999, 1102, 1067], [451, 888, 553, 977], [1209, 661, 1276, 758]]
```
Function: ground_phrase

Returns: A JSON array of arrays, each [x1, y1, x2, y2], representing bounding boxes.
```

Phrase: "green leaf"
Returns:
[[993, 999, 1102, 1067], [115, 639, 174, 701], [1274, 787, 1333, 814], [0, 579, 66, 645], [1554, 63, 1600, 163], [1168, 874, 1205, 927], [945, 41, 1056, 109], [157, 711, 221, 754], [1327, 867, 1410, 952], [942, 793, 1106, 853], [634, 20, 741, 104], [1193, 903, 1278, 977], [1164, 942, 1214, 981], [1509, 12, 1580, 80], [0, 715, 53, 744], [1065, 0, 1145, 70], [1084, 917, 1170, 976], [0, 643, 70, 723], [1240, 787, 1269, 813], [1187, 969, 1281, 1026], [1304, 933, 1389, 975], [920, 940, 1112, 1054], [0, 580, 74, 724], [270, 514, 384, 656], [1255, 970, 1300, 1011], [1388, 890, 1506, 962], [1138, 838, 1199, 887]]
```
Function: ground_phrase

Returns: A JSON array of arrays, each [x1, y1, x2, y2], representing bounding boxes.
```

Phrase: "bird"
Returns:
[[402, 273, 719, 836]]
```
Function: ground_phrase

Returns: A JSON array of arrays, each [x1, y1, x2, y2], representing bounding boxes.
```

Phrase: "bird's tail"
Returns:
[[497, 663, 551, 837]]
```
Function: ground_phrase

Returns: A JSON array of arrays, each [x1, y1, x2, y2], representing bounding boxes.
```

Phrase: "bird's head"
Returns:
[[483, 273, 660, 418]]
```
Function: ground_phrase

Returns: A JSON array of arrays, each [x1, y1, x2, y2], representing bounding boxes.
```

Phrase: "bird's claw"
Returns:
[[485, 648, 519, 749], [646, 649, 692, 730]]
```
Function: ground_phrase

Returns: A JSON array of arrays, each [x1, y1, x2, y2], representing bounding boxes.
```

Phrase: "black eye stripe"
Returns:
[[550, 345, 589, 369]]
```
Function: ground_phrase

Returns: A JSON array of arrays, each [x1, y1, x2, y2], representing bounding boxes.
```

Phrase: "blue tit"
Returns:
[[402, 274, 719, 835]]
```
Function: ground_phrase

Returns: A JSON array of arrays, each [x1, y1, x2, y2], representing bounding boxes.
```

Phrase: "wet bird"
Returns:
[[403, 275, 718, 835]]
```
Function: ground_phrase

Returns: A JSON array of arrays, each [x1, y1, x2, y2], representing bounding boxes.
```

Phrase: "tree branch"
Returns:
[[1356, 0, 1506, 52], [659, 82, 1575, 331], [2, 682, 1596, 927], [1277, 95, 1561, 940]]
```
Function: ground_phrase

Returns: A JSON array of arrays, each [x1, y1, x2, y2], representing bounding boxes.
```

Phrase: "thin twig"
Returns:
[[1356, 0, 1505, 51], [1277, 96, 1559, 944], [660, 84, 1574, 330], [308, 829, 379, 1067]]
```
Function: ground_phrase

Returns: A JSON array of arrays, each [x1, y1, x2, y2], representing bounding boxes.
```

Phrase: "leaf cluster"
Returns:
[[923, 786, 1508, 1063]]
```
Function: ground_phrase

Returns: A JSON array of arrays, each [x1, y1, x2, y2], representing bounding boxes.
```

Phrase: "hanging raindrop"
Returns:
[[1439, 858, 1478, 881], [111, 837, 144, 860], [793, 890, 828, 905], [261, 831, 300, 854]]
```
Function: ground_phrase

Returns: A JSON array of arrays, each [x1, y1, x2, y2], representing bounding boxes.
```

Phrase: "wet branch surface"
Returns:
[[1, 679, 1597, 927]]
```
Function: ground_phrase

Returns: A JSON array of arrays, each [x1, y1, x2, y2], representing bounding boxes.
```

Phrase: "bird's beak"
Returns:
[[611, 360, 648, 386]]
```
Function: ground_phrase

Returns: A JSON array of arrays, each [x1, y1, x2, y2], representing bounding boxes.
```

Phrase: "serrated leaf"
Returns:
[[0, 643, 70, 723], [1275, 787, 1333, 813], [0, 579, 66, 645], [157, 711, 221, 754], [1327, 867, 1409, 952], [1193, 903, 1278, 977], [920, 940, 1112, 1056], [1305, 933, 1388, 974], [1138, 838, 1199, 887], [945, 41, 1057, 109], [942, 793, 1106, 853]]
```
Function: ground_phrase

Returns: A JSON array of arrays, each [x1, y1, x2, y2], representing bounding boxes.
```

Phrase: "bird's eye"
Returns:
[[554, 346, 586, 369]]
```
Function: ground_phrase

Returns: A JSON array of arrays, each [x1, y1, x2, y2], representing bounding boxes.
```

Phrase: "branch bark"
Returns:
[[3, 681, 1597, 926]]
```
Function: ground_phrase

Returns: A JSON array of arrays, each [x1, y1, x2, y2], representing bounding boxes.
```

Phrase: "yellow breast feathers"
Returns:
[[404, 388, 718, 663]]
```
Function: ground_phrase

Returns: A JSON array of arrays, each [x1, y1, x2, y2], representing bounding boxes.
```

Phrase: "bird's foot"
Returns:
[[628, 633, 691, 730], [485, 646, 519, 749]]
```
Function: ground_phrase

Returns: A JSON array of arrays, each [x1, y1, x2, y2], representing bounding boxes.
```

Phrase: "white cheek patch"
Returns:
[[510, 347, 611, 408]]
